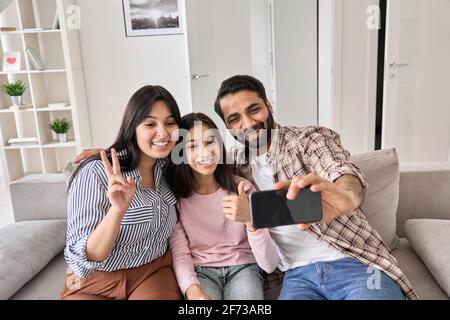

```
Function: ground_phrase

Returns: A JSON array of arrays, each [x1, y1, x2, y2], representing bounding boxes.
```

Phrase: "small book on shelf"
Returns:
[[9, 104, 33, 111], [23, 27, 44, 32], [0, 27, 17, 32], [25, 47, 45, 71], [8, 137, 39, 146], [48, 102, 69, 109]]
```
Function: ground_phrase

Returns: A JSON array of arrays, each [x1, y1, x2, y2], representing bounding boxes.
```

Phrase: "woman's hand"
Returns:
[[74, 148, 105, 164], [185, 284, 214, 300], [101, 149, 136, 215]]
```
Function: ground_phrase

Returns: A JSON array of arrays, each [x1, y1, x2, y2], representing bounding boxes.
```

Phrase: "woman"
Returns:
[[167, 113, 279, 300], [61, 85, 183, 300]]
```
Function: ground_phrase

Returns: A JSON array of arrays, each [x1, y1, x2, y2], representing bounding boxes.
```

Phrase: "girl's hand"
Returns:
[[101, 149, 136, 215], [185, 284, 214, 300], [223, 181, 256, 232]]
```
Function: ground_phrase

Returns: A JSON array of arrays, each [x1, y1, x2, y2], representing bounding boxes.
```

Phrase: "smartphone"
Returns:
[[249, 188, 323, 229]]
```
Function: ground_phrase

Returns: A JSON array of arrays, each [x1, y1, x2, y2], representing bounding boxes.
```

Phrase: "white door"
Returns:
[[184, 0, 257, 135], [184, 0, 318, 131], [271, 0, 318, 127], [382, 0, 450, 162], [183, 0, 215, 117]]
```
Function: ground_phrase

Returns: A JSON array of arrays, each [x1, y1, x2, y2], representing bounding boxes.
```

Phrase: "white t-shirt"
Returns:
[[251, 153, 346, 272]]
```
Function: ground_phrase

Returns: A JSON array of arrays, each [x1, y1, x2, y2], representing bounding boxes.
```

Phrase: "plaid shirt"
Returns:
[[229, 124, 419, 300]]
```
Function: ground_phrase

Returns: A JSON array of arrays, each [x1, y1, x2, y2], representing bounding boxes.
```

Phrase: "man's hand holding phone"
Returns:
[[273, 173, 364, 231]]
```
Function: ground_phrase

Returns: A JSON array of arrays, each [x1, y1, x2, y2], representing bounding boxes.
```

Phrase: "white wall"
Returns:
[[246, 0, 288, 106], [273, 0, 318, 127], [249, 0, 273, 102], [211, 0, 253, 83], [55, 0, 374, 153], [75, 0, 319, 146], [332, 0, 378, 154], [318, 0, 334, 129], [75, 0, 190, 148], [185, 0, 254, 138]]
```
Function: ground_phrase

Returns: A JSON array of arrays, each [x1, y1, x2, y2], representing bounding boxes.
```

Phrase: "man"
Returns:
[[213, 75, 417, 300], [73, 75, 418, 300]]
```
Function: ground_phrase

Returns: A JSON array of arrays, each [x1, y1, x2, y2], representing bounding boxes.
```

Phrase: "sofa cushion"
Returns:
[[351, 148, 400, 250], [397, 163, 450, 237], [404, 219, 450, 297], [0, 220, 67, 300], [393, 238, 448, 300], [10, 253, 68, 300]]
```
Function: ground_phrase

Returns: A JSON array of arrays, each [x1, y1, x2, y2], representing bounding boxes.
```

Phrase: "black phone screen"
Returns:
[[249, 188, 323, 228]]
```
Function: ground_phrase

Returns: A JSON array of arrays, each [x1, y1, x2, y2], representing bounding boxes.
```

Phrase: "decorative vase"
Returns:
[[10, 95, 22, 106], [58, 133, 67, 143]]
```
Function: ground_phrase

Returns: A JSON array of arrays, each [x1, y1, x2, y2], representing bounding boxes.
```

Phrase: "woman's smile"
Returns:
[[151, 140, 171, 150]]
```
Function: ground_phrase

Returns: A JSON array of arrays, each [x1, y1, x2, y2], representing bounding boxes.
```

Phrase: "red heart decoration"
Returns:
[[7, 57, 16, 64]]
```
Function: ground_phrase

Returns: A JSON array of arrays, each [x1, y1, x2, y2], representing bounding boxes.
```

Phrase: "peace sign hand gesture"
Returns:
[[101, 149, 136, 215]]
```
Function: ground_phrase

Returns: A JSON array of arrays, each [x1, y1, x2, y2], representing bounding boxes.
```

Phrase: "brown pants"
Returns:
[[61, 250, 181, 300]]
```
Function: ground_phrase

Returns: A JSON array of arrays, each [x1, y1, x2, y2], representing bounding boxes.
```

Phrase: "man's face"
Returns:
[[219, 90, 273, 149]]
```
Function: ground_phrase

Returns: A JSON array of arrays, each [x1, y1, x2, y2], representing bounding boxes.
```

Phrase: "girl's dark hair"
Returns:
[[167, 113, 238, 198], [68, 85, 182, 188]]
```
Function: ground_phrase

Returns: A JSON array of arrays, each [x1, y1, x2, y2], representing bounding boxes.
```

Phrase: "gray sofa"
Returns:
[[1, 148, 449, 300]]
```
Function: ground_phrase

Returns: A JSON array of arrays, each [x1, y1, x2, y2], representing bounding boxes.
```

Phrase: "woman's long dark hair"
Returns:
[[68, 85, 182, 188], [167, 113, 238, 198]]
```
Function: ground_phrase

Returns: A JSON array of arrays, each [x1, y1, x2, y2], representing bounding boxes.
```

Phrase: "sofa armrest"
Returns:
[[397, 163, 450, 237], [9, 174, 68, 222]]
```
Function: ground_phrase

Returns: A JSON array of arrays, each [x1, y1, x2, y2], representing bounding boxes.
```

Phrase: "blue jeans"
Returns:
[[195, 263, 264, 300], [279, 257, 405, 300]]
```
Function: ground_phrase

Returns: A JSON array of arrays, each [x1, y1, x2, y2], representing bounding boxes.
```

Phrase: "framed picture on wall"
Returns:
[[122, 0, 185, 37]]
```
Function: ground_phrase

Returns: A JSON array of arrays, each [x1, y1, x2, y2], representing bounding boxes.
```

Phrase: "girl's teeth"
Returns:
[[198, 160, 213, 165]]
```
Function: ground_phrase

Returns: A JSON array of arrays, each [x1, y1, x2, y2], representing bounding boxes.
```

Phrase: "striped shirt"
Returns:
[[64, 156, 177, 278]]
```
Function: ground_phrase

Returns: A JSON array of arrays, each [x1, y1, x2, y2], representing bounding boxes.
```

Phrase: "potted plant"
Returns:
[[50, 118, 71, 143], [1, 80, 27, 106]]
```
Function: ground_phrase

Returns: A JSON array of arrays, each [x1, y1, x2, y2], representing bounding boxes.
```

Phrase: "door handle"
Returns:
[[192, 74, 210, 80], [389, 62, 409, 69]]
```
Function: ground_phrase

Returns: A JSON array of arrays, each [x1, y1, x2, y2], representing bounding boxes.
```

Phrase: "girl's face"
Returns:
[[185, 124, 221, 177], [136, 101, 179, 161]]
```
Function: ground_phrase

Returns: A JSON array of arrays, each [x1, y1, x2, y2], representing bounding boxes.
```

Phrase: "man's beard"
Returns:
[[233, 112, 275, 154]]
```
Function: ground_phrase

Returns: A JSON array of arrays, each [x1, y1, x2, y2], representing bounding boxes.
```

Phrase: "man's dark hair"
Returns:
[[214, 75, 269, 120]]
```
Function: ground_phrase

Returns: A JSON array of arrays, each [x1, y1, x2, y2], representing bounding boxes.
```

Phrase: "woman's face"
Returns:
[[185, 124, 220, 177], [136, 101, 179, 161]]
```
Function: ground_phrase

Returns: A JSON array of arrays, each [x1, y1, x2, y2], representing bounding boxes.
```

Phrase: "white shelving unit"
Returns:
[[0, 0, 91, 183]]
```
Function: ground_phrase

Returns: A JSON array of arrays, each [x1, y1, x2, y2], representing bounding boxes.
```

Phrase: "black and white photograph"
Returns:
[[123, 0, 184, 37]]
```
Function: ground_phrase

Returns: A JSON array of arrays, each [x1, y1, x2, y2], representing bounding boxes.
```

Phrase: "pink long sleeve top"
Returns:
[[169, 177, 279, 295]]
